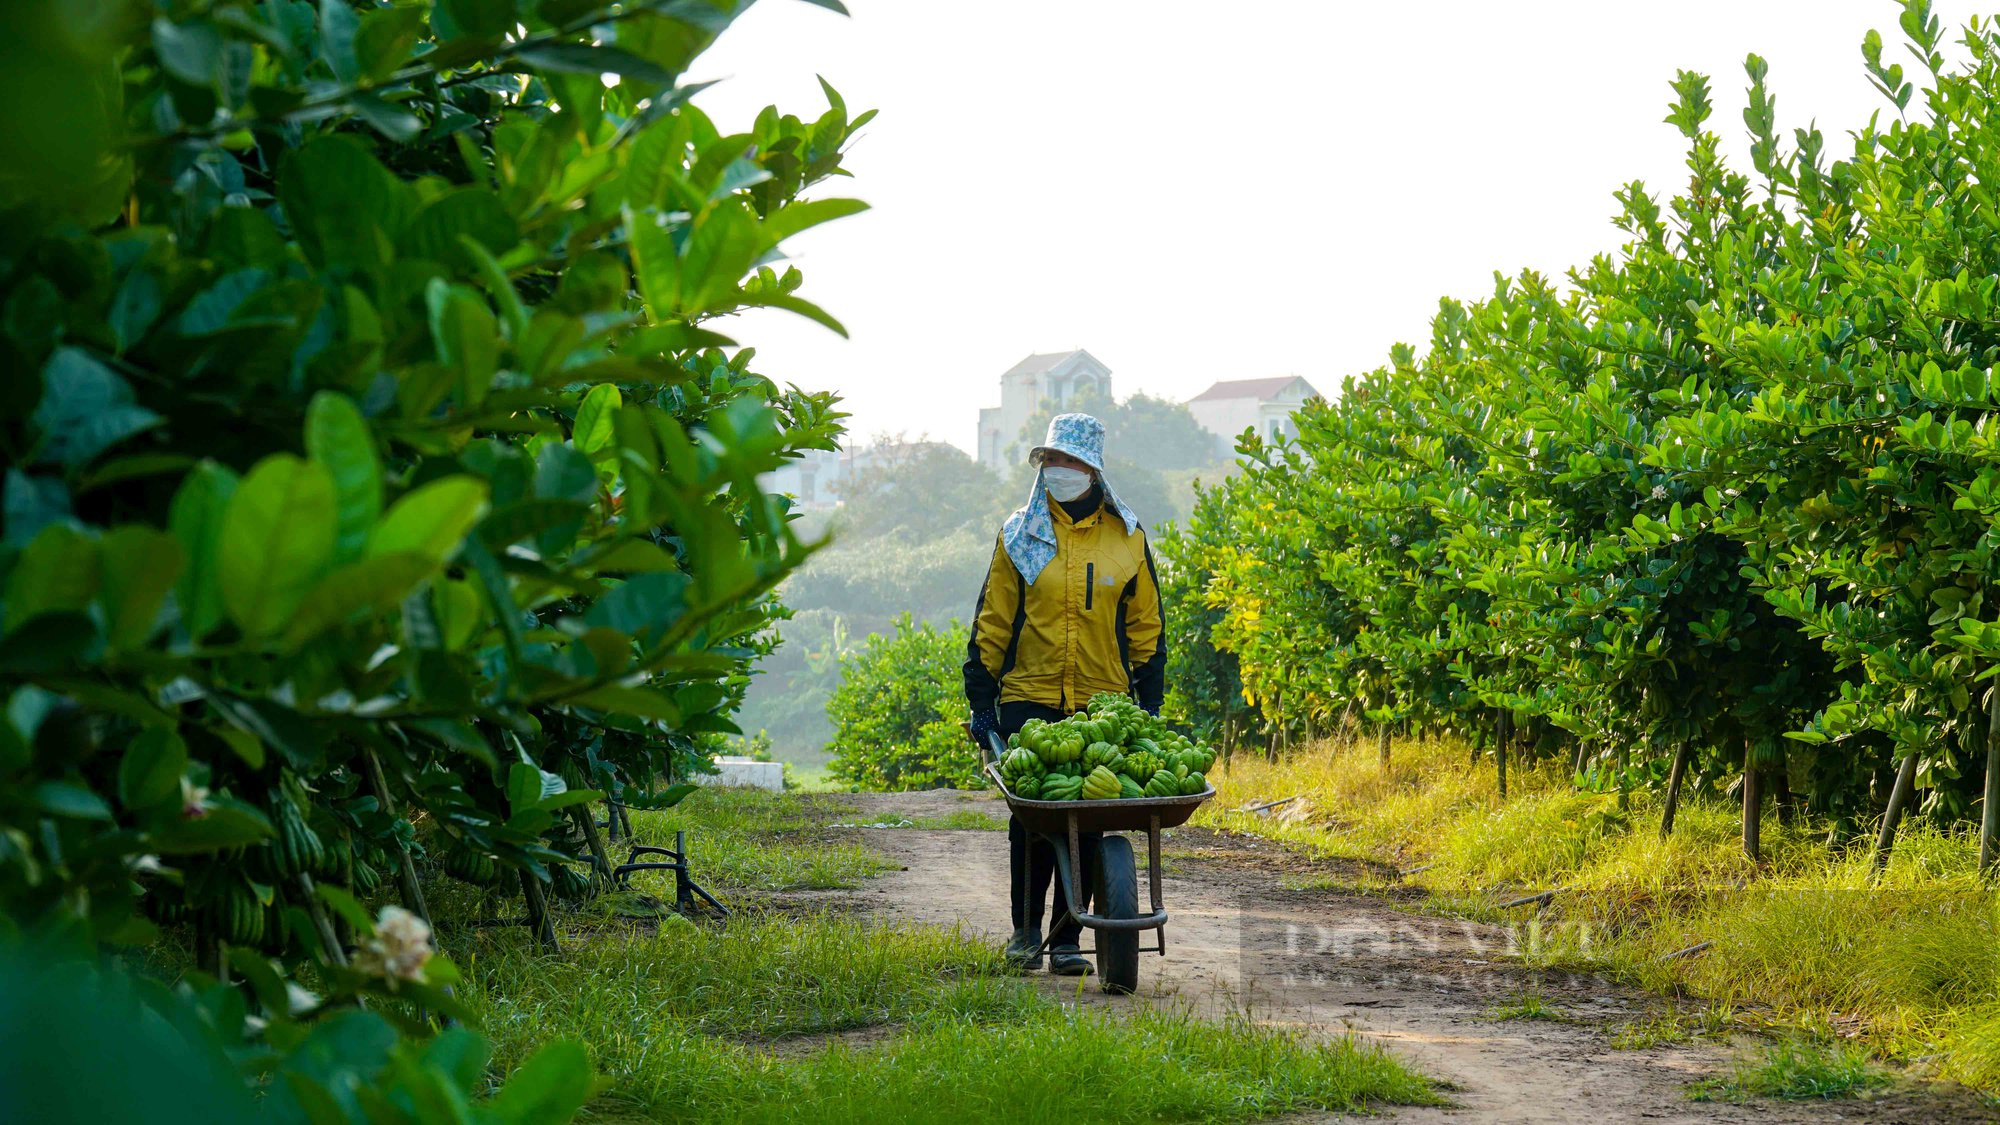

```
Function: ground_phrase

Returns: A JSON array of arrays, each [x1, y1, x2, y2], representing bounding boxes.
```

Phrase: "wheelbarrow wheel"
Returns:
[[1091, 834, 1139, 994]]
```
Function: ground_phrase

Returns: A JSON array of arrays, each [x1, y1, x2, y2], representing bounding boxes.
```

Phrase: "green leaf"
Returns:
[[762, 196, 869, 243], [315, 883, 376, 934], [583, 572, 689, 645], [368, 477, 491, 564], [283, 552, 441, 648], [507, 762, 566, 812], [150, 802, 275, 853], [516, 43, 675, 87], [319, 0, 360, 83], [533, 445, 597, 504], [586, 540, 682, 574], [425, 279, 501, 405], [746, 292, 848, 337], [152, 19, 223, 87], [220, 455, 338, 640], [478, 499, 590, 549], [485, 1040, 594, 1124], [4, 524, 100, 636], [98, 526, 184, 650], [32, 349, 163, 471], [305, 392, 384, 563], [351, 93, 422, 143], [215, 728, 265, 769], [119, 727, 188, 809], [570, 685, 681, 724], [399, 189, 520, 274], [437, 0, 518, 39], [572, 383, 622, 461], [3, 470, 72, 550], [168, 461, 238, 640], [35, 781, 112, 820], [278, 136, 408, 274]]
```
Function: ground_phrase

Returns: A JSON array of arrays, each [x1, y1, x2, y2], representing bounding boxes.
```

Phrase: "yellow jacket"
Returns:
[[963, 496, 1166, 715]]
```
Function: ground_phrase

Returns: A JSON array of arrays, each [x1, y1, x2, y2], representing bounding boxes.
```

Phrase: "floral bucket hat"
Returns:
[[1003, 413, 1140, 583], [1029, 411, 1107, 470]]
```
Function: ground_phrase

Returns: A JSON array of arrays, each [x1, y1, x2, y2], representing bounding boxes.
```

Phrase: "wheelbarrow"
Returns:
[[978, 729, 1213, 994]]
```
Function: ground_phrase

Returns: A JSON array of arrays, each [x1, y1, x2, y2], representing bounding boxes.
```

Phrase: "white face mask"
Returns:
[[1042, 466, 1094, 503]]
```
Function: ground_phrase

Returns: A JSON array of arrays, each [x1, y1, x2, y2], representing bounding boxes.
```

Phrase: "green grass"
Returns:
[[453, 913, 1036, 1045], [1202, 736, 2000, 1091], [744, 1007, 1442, 1125], [627, 788, 895, 891], [902, 810, 1008, 831], [450, 906, 1437, 1121], [1689, 1038, 1892, 1101], [1484, 991, 1572, 1023], [459, 919, 1436, 1122], [438, 787, 1439, 1122], [1609, 1002, 1735, 1050]]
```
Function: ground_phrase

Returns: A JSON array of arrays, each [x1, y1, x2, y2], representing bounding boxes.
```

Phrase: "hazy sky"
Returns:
[[688, 1, 1981, 455]]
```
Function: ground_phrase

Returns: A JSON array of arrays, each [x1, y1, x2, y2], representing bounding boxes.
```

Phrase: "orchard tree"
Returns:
[[0, 0, 869, 1114]]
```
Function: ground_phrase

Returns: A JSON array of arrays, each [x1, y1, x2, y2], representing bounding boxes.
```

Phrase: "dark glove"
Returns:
[[968, 708, 999, 750]]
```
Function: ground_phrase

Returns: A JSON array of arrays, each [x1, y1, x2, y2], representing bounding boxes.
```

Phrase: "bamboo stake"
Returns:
[[1875, 751, 1919, 869], [1496, 711, 1510, 800], [1742, 738, 1762, 863], [1379, 724, 1391, 771], [364, 749, 433, 929], [295, 874, 348, 967], [1661, 743, 1692, 838], [1982, 681, 2000, 874], [1772, 749, 1795, 827]]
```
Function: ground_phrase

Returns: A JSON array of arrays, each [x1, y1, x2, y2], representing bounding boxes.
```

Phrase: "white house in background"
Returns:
[[1186, 376, 1323, 459], [760, 447, 845, 512], [976, 349, 1114, 468]]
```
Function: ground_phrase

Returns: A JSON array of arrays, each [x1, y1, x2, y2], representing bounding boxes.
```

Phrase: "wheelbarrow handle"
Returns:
[[963, 722, 1006, 767]]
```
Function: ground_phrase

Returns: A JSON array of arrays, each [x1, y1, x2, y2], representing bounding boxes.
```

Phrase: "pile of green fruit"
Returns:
[[996, 693, 1216, 801]]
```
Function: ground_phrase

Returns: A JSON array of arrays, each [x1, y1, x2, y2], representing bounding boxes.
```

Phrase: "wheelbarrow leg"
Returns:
[[1149, 814, 1166, 957]]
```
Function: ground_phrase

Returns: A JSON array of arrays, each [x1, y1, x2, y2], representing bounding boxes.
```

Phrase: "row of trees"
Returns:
[[1165, 2, 2000, 862], [2, 0, 861, 1114]]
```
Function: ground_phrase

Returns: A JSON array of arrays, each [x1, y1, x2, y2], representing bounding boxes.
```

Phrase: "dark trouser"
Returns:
[[998, 701, 1089, 948]]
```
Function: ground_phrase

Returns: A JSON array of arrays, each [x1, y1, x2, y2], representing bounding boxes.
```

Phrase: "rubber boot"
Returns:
[[1047, 945, 1092, 976], [1004, 926, 1043, 971]]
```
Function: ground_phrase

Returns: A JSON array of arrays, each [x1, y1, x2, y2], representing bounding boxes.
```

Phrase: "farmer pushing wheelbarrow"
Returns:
[[963, 412, 1169, 978]]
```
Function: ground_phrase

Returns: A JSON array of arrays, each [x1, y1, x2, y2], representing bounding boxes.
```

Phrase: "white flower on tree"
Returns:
[[353, 905, 435, 983]]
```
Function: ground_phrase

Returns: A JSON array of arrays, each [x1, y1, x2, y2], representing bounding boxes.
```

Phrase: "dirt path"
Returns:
[[820, 789, 1981, 1125]]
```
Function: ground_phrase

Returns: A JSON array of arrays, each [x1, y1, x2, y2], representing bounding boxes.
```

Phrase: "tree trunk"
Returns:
[[365, 749, 433, 928], [1875, 751, 1919, 868], [1496, 711, 1510, 800], [1379, 724, 1392, 771], [571, 806, 616, 892], [520, 869, 559, 952], [1982, 681, 2000, 874], [1741, 739, 1761, 863], [1661, 743, 1693, 838]]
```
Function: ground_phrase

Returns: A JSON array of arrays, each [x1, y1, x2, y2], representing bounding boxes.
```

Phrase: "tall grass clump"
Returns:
[[1203, 735, 2000, 1085]]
